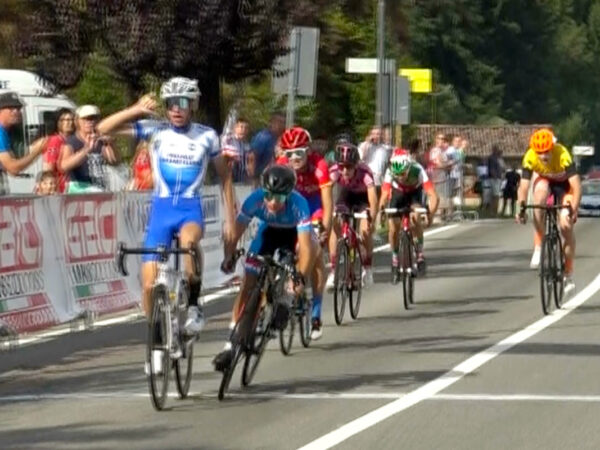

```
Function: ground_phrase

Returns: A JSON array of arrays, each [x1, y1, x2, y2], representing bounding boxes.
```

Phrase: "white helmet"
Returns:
[[160, 77, 201, 101]]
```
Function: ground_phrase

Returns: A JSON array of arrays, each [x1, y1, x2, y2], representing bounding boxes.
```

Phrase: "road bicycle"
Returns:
[[384, 206, 427, 310], [117, 237, 200, 411], [521, 201, 571, 315], [332, 207, 370, 325], [218, 249, 303, 400]]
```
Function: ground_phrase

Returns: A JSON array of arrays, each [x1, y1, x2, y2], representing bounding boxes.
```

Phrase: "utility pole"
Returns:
[[376, 0, 385, 130]]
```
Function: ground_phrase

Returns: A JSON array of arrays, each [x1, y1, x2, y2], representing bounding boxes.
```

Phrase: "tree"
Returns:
[[15, 0, 291, 128]]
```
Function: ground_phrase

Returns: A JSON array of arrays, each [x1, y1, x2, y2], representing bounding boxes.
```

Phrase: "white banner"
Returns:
[[0, 186, 257, 335]]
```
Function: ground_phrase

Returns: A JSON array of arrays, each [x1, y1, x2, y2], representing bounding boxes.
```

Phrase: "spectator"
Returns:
[[43, 107, 75, 193], [487, 143, 506, 216], [429, 134, 451, 220], [358, 126, 381, 161], [129, 140, 152, 191], [359, 125, 391, 195], [475, 157, 492, 212], [446, 135, 463, 198], [60, 105, 121, 193], [221, 117, 251, 183], [0, 91, 47, 195], [408, 138, 422, 164], [36, 170, 57, 195], [501, 165, 521, 217], [247, 112, 285, 186]]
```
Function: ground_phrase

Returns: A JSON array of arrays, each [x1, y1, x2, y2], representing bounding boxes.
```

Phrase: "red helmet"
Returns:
[[280, 126, 312, 150]]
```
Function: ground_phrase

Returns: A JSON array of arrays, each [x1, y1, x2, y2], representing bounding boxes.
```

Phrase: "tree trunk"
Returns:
[[198, 72, 222, 132]]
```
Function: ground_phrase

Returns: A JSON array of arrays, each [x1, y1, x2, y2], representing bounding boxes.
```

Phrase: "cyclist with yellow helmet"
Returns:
[[516, 128, 581, 294]]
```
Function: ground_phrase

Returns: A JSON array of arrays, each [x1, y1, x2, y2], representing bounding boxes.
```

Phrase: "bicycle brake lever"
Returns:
[[116, 242, 128, 276]]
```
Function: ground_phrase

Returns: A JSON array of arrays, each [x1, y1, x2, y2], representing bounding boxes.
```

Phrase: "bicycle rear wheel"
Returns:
[[333, 240, 348, 325], [147, 285, 170, 411], [279, 304, 295, 356], [540, 235, 554, 315], [299, 295, 312, 348], [349, 246, 362, 320], [400, 232, 414, 310], [552, 233, 565, 308]]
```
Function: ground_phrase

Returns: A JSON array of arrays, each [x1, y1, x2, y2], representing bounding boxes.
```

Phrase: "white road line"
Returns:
[[373, 223, 459, 253], [1, 285, 239, 349], [6, 391, 600, 403], [433, 393, 600, 402], [297, 273, 600, 450]]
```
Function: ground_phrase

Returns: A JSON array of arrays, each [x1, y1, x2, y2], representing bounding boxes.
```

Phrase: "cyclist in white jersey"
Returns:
[[98, 78, 235, 368]]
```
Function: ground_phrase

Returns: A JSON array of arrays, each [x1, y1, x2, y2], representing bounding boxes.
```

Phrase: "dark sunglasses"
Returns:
[[264, 191, 288, 203], [165, 97, 191, 110]]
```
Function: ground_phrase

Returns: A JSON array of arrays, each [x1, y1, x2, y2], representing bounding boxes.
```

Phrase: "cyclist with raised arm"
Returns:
[[516, 128, 581, 294], [276, 126, 332, 340], [326, 140, 378, 289], [379, 149, 439, 279], [97, 77, 236, 372], [215, 165, 313, 370]]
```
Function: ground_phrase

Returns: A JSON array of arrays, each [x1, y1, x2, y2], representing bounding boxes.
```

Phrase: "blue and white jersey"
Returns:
[[238, 188, 312, 233], [134, 120, 220, 199]]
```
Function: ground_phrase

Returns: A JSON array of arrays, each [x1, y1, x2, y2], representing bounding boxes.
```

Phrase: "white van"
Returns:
[[0, 69, 76, 193]]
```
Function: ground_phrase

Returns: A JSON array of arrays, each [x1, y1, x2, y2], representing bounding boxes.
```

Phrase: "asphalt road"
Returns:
[[2, 218, 600, 450]]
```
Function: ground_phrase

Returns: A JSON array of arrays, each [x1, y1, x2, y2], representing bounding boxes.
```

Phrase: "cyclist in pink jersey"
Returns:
[[326, 140, 378, 289]]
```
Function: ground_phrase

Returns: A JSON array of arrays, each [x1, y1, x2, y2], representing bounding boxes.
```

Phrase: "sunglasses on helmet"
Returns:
[[165, 97, 191, 110], [284, 147, 308, 159], [264, 191, 288, 203]]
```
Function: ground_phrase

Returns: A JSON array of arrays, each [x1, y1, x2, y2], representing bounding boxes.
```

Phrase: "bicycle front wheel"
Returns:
[[349, 245, 362, 320], [242, 309, 270, 387], [333, 240, 349, 325], [400, 232, 414, 310], [553, 233, 565, 308], [540, 235, 554, 315], [147, 285, 170, 411], [175, 337, 194, 399]]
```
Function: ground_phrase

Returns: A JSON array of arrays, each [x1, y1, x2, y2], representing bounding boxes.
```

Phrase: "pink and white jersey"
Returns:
[[329, 162, 374, 193]]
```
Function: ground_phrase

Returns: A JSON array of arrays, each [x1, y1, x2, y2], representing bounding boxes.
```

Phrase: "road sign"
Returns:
[[398, 68, 432, 93], [573, 145, 594, 156], [345, 58, 395, 74], [395, 76, 410, 125], [272, 27, 320, 97]]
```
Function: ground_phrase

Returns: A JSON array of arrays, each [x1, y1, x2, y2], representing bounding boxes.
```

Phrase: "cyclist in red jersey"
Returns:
[[326, 140, 378, 288], [276, 126, 332, 340], [379, 149, 439, 273]]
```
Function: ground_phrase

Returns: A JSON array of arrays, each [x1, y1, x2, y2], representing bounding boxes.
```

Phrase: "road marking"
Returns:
[[298, 272, 600, 450], [6, 391, 600, 404], [373, 224, 459, 253], [1, 285, 239, 350]]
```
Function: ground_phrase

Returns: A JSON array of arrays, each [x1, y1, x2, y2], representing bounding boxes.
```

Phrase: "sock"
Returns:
[[330, 253, 336, 269], [565, 257, 574, 276], [311, 294, 322, 320], [363, 256, 372, 266], [188, 281, 201, 307], [534, 230, 542, 249]]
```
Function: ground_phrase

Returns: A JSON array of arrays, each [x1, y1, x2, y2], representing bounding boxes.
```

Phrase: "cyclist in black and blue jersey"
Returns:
[[215, 165, 315, 370]]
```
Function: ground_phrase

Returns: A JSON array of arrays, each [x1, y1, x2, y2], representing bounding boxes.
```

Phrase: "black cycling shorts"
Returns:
[[335, 186, 369, 212], [387, 187, 424, 217]]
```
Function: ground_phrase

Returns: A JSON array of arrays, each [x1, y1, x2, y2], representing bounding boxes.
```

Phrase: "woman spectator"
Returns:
[[42, 108, 74, 193], [60, 105, 120, 193], [129, 140, 153, 191]]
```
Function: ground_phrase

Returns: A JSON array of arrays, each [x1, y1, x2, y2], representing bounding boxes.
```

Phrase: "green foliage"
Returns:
[[67, 54, 130, 116]]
